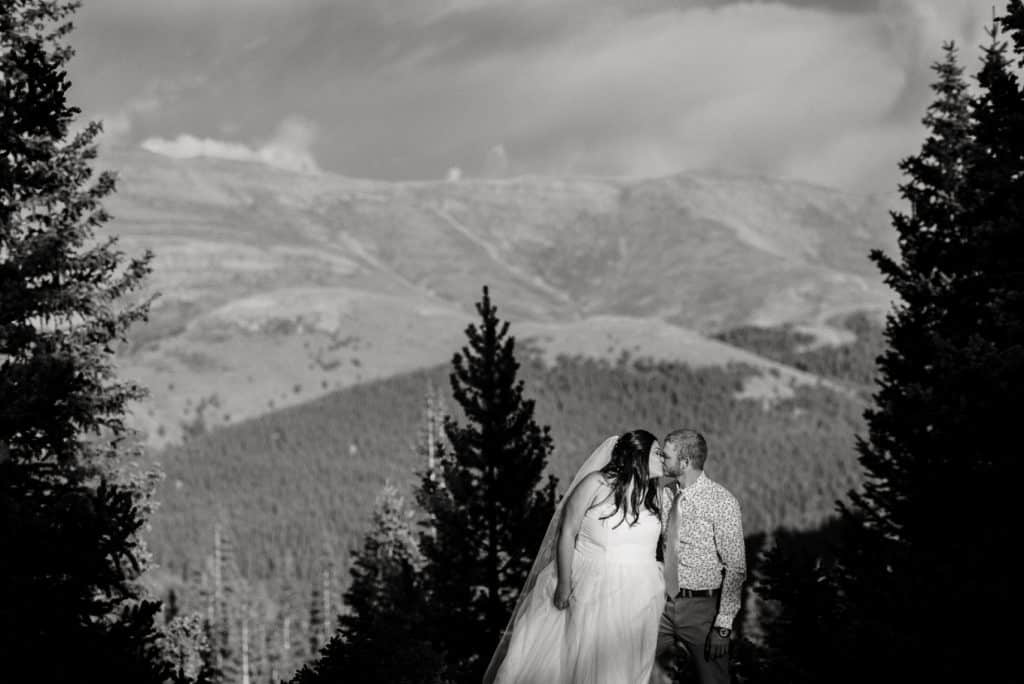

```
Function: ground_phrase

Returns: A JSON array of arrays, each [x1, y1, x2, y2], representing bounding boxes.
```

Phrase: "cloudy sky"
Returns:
[[70, 0, 997, 194]]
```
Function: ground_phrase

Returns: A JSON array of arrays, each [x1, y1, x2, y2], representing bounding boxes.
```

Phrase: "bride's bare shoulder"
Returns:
[[576, 470, 608, 488], [571, 471, 611, 501]]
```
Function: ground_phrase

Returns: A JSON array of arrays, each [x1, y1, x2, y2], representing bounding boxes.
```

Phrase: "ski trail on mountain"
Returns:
[[429, 204, 574, 308]]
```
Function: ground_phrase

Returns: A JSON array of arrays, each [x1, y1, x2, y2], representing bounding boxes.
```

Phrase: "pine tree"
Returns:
[[277, 611, 294, 681], [165, 588, 182, 623], [419, 381, 447, 484], [795, 25, 1019, 682], [274, 551, 302, 680], [756, 27, 1023, 680], [1006, 1, 1024, 65], [290, 483, 445, 684], [162, 612, 215, 684], [306, 537, 338, 657], [0, 1, 167, 681], [417, 286, 557, 683], [753, 524, 850, 684], [207, 520, 248, 683], [240, 610, 251, 684], [252, 610, 270, 684], [199, 618, 226, 684], [838, 41, 979, 679], [211, 524, 232, 679]]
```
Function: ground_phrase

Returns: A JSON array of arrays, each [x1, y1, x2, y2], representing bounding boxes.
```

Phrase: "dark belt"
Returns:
[[671, 587, 720, 599]]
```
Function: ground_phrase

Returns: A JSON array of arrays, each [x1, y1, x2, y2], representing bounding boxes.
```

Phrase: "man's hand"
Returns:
[[553, 581, 572, 610], [704, 627, 730, 661]]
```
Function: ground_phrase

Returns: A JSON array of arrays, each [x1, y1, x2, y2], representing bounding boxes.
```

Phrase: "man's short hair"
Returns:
[[664, 429, 708, 470]]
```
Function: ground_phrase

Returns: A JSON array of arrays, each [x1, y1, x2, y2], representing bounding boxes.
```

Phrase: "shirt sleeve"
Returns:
[[712, 494, 746, 629]]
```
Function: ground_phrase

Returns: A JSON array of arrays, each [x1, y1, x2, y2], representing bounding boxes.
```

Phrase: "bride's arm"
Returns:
[[553, 472, 604, 609]]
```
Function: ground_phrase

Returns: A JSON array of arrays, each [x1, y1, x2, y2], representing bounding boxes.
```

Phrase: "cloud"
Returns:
[[93, 93, 162, 143], [707, 0, 882, 12], [141, 116, 320, 174], [407, 0, 996, 192], [142, 136, 256, 163], [81, 0, 317, 17], [482, 144, 510, 178], [259, 117, 321, 174], [72, 0, 1004, 193], [94, 110, 133, 142]]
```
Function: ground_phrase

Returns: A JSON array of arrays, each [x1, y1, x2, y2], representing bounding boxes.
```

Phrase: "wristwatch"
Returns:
[[716, 627, 732, 639]]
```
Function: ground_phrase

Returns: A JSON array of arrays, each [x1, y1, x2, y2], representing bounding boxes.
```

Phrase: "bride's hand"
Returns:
[[553, 581, 572, 610]]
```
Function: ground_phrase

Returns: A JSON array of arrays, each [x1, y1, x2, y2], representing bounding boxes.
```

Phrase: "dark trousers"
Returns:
[[653, 595, 730, 684]]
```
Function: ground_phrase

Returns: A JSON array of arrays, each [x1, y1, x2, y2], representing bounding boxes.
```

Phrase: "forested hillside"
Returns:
[[149, 315, 881, 586], [716, 311, 885, 389], [141, 313, 882, 680], [100, 142, 897, 448]]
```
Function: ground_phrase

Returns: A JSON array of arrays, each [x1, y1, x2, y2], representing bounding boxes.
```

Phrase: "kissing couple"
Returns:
[[483, 429, 746, 684]]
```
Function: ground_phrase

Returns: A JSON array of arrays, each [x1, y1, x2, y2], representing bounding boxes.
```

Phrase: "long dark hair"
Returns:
[[599, 429, 660, 528]]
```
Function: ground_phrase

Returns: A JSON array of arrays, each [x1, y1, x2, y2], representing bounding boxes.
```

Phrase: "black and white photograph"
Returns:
[[1, 1, 1019, 683]]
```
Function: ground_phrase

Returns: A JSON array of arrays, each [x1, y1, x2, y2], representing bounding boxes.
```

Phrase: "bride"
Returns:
[[484, 430, 666, 684]]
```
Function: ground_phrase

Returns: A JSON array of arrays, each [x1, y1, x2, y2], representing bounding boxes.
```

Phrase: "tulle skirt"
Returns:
[[493, 551, 665, 684]]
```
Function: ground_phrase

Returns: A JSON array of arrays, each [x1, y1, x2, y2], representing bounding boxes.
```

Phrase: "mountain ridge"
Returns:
[[97, 147, 896, 445]]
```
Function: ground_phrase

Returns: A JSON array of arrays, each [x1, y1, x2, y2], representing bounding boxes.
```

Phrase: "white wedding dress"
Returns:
[[491, 496, 665, 683]]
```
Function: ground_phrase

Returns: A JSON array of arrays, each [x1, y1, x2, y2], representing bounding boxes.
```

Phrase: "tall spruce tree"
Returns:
[[1007, 0, 1024, 60], [842, 25, 1018, 682], [418, 381, 447, 484], [417, 286, 557, 683], [0, 1, 167, 682], [291, 483, 445, 684], [274, 551, 302, 679], [161, 611, 219, 684], [756, 28, 1023, 681], [836, 41, 979, 678], [306, 537, 339, 657]]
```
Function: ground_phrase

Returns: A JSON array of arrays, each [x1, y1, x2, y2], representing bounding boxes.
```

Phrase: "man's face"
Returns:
[[661, 441, 684, 477]]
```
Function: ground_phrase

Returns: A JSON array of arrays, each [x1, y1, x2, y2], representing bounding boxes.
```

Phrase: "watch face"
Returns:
[[717, 628, 731, 637]]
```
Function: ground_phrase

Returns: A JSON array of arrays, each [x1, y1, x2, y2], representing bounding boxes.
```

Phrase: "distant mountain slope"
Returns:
[[120, 297, 832, 446], [98, 148, 896, 444], [149, 353, 868, 587], [104, 148, 894, 328]]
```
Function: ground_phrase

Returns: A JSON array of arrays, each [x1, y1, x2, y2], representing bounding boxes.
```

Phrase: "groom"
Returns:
[[652, 429, 746, 684]]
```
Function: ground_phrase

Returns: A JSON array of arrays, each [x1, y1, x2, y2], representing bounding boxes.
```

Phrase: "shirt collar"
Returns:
[[681, 471, 709, 495], [668, 471, 709, 496]]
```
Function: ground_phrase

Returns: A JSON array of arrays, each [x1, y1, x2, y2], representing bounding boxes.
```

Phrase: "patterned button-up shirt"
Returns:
[[661, 472, 746, 629]]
